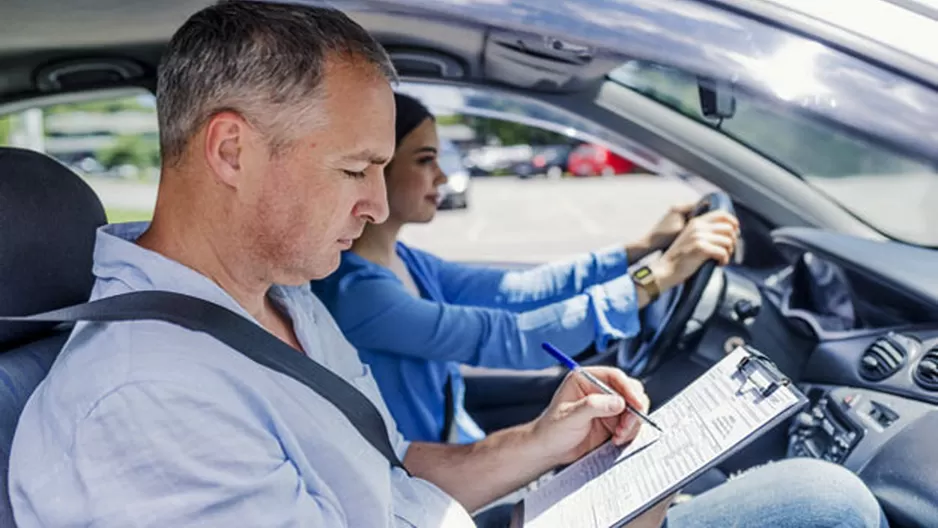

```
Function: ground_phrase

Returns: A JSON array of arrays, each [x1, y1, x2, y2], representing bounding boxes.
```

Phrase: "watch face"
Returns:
[[634, 267, 652, 280]]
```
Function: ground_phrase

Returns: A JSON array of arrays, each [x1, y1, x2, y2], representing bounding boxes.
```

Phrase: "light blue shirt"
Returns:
[[9, 223, 475, 528], [310, 242, 641, 444]]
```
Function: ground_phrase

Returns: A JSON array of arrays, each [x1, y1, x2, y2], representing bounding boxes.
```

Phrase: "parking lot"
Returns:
[[87, 174, 703, 264], [401, 175, 701, 263]]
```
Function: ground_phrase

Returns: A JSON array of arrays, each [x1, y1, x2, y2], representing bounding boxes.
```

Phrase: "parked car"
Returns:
[[513, 144, 574, 179], [437, 138, 470, 209], [463, 144, 534, 175], [567, 143, 635, 177]]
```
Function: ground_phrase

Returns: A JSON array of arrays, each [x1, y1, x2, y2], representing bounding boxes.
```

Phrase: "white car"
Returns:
[[437, 138, 470, 209]]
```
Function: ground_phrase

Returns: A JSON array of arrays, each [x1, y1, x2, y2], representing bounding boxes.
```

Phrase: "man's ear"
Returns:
[[204, 111, 249, 188]]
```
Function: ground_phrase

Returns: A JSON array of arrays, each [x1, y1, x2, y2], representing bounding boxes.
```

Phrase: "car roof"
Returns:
[[753, 0, 938, 66], [4, 0, 936, 60], [4, 0, 938, 106]]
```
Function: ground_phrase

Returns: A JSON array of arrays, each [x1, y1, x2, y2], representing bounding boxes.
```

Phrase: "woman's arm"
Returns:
[[423, 245, 634, 312], [425, 202, 697, 312], [334, 273, 642, 370]]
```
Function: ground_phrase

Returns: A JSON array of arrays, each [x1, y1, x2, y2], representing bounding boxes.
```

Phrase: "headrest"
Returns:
[[0, 147, 106, 346]]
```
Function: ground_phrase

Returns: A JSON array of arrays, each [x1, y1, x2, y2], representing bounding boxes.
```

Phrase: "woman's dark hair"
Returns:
[[394, 92, 434, 146]]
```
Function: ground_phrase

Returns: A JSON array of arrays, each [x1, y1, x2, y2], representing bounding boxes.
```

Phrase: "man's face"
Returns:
[[239, 59, 394, 284]]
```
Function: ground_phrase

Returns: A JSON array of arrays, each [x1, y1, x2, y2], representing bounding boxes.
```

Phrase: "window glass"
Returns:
[[1, 91, 158, 223], [396, 83, 701, 263], [609, 60, 938, 246]]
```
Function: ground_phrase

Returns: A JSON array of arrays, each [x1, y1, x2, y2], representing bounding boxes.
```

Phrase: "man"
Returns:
[[9, 2, 885, 527]]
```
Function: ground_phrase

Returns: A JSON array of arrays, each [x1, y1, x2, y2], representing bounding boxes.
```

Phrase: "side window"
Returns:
[[0, 91, 158, 223], [396, 83, 701, 263]]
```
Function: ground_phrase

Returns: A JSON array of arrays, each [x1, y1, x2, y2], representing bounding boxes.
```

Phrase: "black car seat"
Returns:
[[0, 147, 107, 526]]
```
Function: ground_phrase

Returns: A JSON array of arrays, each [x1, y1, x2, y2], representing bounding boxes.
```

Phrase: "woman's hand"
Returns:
[[646, 203, 696, 252], [650, 210, 740, 291]]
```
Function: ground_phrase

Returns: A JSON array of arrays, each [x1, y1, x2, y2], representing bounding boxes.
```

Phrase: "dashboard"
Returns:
[[695, 227, 938, 527], [472, 225, 938, 526]]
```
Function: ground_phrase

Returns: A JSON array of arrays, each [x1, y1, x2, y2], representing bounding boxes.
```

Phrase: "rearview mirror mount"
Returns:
[[697, 76, 736, 120]]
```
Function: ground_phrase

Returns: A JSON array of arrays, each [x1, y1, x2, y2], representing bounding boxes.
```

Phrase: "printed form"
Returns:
[[522, 347, 802, 528]]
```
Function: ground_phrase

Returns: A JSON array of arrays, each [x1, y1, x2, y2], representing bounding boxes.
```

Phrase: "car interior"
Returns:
[[3, 0, 938, 527]]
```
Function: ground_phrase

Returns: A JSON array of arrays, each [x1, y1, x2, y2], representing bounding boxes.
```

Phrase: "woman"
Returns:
[[311, 93, 739, 443]]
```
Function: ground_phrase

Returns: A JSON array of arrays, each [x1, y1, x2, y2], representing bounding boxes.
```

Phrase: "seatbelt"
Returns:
[[441, 373, 458, 443], [0, 290, 408, 473]]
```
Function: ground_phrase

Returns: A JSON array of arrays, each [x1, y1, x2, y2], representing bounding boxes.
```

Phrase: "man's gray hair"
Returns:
[[157, 0, 398, 165]]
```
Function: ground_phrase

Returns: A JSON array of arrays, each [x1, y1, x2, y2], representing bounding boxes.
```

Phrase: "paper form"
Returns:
[[522, 348, 802, 528]]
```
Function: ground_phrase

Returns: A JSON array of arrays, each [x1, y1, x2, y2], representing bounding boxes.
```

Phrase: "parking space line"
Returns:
[[558, 199, 603, 236], [467, 218, 488, 242]]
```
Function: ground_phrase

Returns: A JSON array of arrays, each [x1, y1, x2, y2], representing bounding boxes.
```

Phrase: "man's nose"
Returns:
[[355, 172, 389, 224]]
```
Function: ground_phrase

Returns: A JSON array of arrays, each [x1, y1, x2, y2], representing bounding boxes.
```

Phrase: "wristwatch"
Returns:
[[631, 265, 661, 302]]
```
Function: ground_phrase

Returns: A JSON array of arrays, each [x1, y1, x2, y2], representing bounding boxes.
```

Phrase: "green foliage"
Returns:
[[0, 115, 13, 145], [44, 97, 152, 116], [465, 116, 570, 146], [105, 208, 153, 223], [97, 134, 160, 170], [435, 114, 462, 126]]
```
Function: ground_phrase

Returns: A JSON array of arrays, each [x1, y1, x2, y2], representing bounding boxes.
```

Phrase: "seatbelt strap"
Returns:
[[0, 290, 408, 473], [441, 373, 458, 443]]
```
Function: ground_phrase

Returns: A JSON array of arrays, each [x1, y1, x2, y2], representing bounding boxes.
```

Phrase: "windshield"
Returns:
[[609, 60, 938, 247]]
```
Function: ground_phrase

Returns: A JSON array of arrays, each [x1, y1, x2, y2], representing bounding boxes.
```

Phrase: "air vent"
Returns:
[[859, 332, 914, 381], [914, 348, 938, 390]]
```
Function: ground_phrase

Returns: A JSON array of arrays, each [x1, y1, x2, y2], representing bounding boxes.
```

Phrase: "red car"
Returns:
[[567, 143, 635, 176]]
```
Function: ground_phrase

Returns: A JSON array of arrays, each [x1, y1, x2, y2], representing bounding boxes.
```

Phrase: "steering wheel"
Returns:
[[616, 191, 736, 376]]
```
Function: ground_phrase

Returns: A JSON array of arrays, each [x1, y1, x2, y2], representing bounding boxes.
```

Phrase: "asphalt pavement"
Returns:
[[87, 174, 702, 264], [401, 175, 701, 263]]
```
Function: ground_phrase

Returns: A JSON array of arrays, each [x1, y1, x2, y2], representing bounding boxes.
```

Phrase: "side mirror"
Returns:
[[697, 77, 736, 120]]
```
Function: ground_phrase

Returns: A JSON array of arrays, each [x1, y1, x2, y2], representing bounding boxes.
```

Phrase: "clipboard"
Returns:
[[517, 345, 808, 528]]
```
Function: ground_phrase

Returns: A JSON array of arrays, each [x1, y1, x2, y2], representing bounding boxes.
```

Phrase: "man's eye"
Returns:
[[343, 170, 367, 179]]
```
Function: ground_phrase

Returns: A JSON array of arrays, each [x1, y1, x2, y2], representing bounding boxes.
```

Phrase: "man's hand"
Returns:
[[406, 368, 650, 511], [529, 367, 650, 467], [650, 210, 739, 291]]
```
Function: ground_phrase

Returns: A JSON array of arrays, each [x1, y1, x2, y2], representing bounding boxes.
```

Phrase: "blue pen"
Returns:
[[542, 342, 663, 433]]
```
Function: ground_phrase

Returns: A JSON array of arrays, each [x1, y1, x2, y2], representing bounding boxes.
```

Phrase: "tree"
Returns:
[[436, 114, 462, 126], [97, 134, 160, 171], [43, 97, 153, 117], [0, 115, 12, 145], [465, 116, 569, 146]]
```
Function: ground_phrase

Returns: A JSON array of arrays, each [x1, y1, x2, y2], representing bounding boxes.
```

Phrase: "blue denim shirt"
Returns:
[[311, 243, 641, 443], [9, 223, 474, 528]]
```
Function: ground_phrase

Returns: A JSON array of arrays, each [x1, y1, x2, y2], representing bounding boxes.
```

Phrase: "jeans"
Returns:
[[665, 458, 887, 528], [474, 458, 887, 528]]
